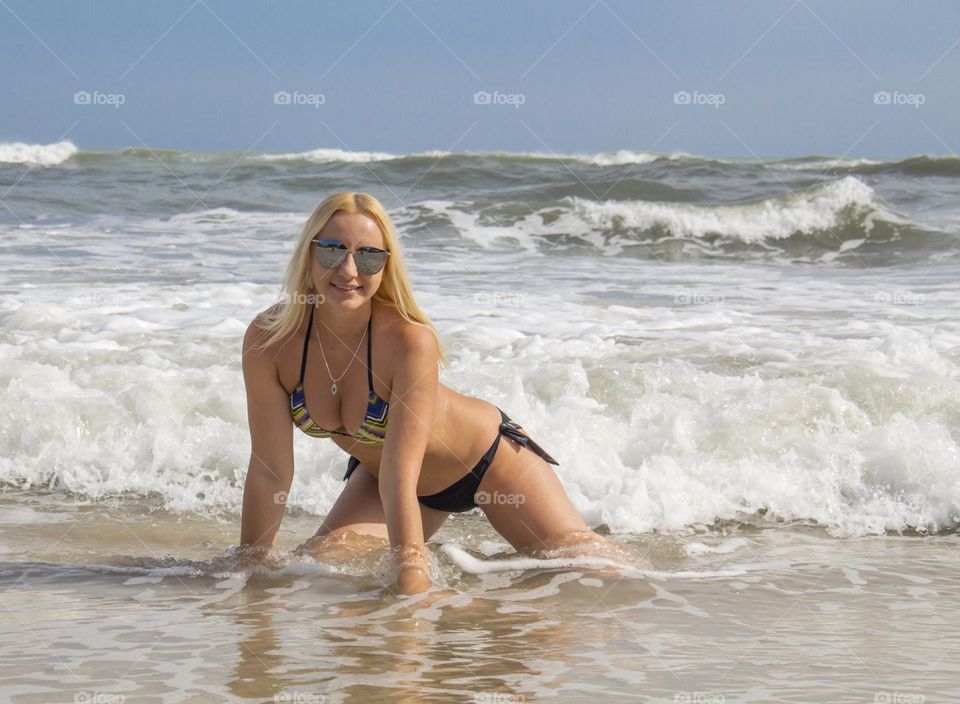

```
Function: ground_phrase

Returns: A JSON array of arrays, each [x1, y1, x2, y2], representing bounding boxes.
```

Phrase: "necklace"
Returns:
[[315, 314, 368, 396]]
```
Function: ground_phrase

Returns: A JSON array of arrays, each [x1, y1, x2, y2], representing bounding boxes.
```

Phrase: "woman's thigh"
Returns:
[[311, 462, 450, 542], [475, 438, 590, 552]]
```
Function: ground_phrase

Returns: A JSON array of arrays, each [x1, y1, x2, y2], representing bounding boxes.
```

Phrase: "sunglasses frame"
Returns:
[[311, 238, 390, 275]]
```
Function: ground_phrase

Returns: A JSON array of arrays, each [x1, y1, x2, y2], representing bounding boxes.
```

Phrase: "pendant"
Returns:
[[331, 381, 337, 395]]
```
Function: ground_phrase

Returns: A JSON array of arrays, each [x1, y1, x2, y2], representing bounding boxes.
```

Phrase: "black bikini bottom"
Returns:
[[343, 407, 559, 513]]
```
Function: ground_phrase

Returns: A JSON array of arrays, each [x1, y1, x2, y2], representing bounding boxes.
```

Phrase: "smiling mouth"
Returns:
[[331, 282, 361, 292]]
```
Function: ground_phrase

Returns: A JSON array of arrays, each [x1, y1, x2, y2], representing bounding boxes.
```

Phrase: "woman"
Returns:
[[239, 192, 625, 594]]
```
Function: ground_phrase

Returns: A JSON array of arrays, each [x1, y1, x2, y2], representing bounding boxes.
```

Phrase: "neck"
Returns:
[[312, 300, 371, 347]]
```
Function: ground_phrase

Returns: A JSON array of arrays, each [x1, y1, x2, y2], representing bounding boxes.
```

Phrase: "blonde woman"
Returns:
[[240, 192, 629, 594]]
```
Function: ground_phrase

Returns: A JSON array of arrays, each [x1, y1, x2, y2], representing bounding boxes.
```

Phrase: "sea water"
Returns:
[[1, 141, 958, 702]]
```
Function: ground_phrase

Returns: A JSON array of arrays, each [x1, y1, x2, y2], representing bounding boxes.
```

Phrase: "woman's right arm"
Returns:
[[239, 315, 295, 557]]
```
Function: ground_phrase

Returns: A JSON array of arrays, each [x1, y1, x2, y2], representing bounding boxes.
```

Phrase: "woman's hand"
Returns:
[[228, 543, 281, 572], [385, 543, 433, 595], [394, 564, 432, 595]]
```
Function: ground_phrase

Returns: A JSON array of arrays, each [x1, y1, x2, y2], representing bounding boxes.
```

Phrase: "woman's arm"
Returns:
[[239, 317, 295, 557], [378, 324, 441, 593]]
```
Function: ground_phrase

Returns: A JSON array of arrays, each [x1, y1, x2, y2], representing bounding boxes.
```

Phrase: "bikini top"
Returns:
[[289, 308, 389, 445]]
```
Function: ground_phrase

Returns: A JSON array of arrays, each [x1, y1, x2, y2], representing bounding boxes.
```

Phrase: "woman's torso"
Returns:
[[272, 299, 502, 495]]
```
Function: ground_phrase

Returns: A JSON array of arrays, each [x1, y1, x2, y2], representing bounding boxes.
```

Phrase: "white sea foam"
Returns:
[[685, 538, 752, 556], [418, 177, 906, 255], [249, 147, 685, 166], [1, 263, 958, 537], [256, 147, 399, 162], [575, 149, 671, 165], [485, 149, 667, 165], [255, 147, 450, 163], [0, 140, 77, 166], [440, 543, 645, 576], [539, 176, 892, 243], [1, 148, 958, 539], [773, 157, 882, 171]]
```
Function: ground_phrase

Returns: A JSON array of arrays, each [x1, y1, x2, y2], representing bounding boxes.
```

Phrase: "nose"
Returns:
[[338, 250, 359, 278]]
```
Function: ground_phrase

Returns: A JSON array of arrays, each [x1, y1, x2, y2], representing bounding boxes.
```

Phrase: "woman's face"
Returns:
[[310, 211, 387, 309]]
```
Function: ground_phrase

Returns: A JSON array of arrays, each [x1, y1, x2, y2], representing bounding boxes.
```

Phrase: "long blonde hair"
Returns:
[[252, 191, 447, 367]]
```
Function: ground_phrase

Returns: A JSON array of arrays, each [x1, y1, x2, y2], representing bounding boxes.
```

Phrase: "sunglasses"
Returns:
[[311, 238, 390, 275]]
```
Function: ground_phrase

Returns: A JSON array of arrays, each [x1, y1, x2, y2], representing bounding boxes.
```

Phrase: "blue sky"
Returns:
[[2, 0, 958, 158]]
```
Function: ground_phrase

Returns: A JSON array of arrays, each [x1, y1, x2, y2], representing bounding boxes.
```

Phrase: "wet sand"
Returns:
[[1, 491, 958, 703]]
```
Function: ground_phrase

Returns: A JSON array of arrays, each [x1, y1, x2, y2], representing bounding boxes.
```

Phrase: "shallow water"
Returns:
[[2, 144, 960, 701], [2, 492, 958, 703]]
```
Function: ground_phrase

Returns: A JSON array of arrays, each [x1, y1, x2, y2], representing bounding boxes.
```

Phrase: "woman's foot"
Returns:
[[523, 530, 651, 572]]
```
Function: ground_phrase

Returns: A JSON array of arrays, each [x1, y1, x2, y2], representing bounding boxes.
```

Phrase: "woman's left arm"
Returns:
[[378, 324, 440, 594]]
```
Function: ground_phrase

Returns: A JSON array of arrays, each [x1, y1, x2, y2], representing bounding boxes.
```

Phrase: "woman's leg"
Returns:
[[475, 435, 647, 567], [474, 435, 594, 552], [294, 462, 450, 557]]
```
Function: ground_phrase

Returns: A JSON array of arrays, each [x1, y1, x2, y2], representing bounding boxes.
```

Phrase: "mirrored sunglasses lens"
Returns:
[[355, 251, 388, 274], [313, 246, 345, 268]]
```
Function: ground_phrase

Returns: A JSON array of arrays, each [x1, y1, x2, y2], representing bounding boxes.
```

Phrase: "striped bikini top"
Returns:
[[289, 308, 389, 445]]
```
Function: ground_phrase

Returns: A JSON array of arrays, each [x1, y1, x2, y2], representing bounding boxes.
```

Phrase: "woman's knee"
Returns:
[[295, 526, 389, 559]]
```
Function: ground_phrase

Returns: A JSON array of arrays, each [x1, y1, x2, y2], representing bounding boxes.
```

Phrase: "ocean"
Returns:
[[1, 140, 958, 703]]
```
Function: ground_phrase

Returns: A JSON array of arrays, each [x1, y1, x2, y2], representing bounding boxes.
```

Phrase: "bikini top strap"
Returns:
[[366, 308, 374, 392], [298, 308, 314, 385]]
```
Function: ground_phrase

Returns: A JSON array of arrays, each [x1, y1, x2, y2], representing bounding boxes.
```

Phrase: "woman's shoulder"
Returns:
[[244, 303, 301, 357], [374, 302, 441, 397], [255, 301, 286, 324], [375, 300, 435, 347], [373, 301, 439, 375], [246, 303, 284, 338]]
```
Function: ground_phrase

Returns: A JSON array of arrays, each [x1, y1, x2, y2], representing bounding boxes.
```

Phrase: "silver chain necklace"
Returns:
[[315, 316, 368, 396]]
